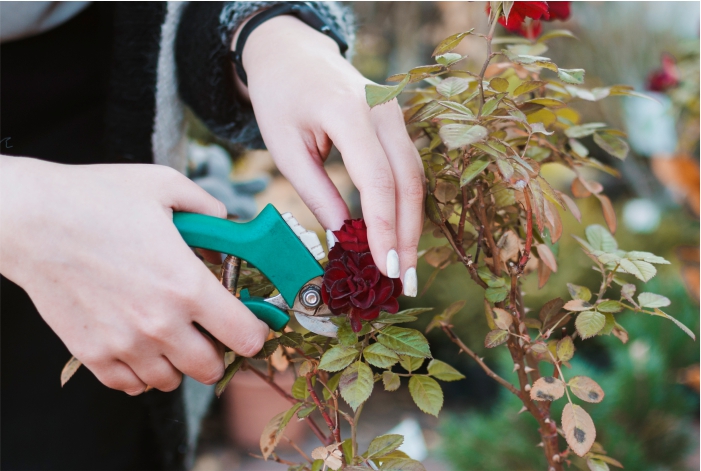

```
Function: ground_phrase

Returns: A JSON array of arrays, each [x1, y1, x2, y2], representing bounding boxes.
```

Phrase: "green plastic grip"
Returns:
[[172, 204, 324, 331]]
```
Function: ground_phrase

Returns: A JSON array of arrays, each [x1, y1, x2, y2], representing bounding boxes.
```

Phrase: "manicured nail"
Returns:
[[326, 229, 338, 250], [386, 249, 400, 278], [403, 267, 417, 297]]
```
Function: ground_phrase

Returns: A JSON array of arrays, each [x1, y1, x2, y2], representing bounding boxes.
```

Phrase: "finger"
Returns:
[[129, 356, 183, 393], [190, 274, 270, 357], [266, 136, 350, 232], [165, 326, 225, 385], [372, 103, 425, 296], [328, 118, 399, 278], [160, 167, 227, 218], [88, 360, 147, 396]]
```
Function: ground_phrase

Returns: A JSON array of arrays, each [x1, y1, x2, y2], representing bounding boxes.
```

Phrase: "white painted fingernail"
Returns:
[[326, 230, 338, 250], [386, 249, 400, 278], [403, 267, 417, 297]]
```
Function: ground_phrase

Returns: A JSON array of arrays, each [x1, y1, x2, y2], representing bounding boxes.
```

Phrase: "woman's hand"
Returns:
[[235, 15, 424, 296], [0, 156, 269, 395]]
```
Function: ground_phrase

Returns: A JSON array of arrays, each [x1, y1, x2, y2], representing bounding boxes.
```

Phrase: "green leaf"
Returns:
[[366, 75, 410, 108], [439, 124, 488, 150], [565, 122, 608, 139], [593, 132, 629, 160], [322, 372, 341, 400], [575, 311, 606, 339], [558, 68, 585, 84], [596, 300, 624, 313], [485, 329, 509, 348], [365, 434, 404, 459], [653, 309, 696, 340], [408, 101, 445, 124], [437, 77, 470, 97], [337, 320, 359, 346], [253, 338, 280, 359], [586, 458, 610, 471], [489, 77, 509, 92], [408, 375, 443, 416], [364, 343, 400, 368], [379, 458, 427, 471], [567, 283, 592, 302], [438, 100, 474, 116], [291, 376, 309, 400], [557, 336, 575, 362], [382, 371, 401, 391], [427, 359, 465, 381], [637, 292, 671, 308], [339, 361, 374, 411], [319, 345, 360, 372], [486, 285, 509, 303], [618, 259, 657, 282], [585, 225, 618, 252], [432, 29, 474, 56], [435, 52, 464, 66], [599, 312, 616, 335], [538, 29, 578, 42], [297, 404, 317, 419], [481, 96, 502, 116], [215, 356, 244, 398], [278, 332, 304, 348], [460, 156, 491, 187], [378, 326, 432, 358], [399, 355, 424, 372], [625, 251, 670, 264], [478, 266, 505, 287]]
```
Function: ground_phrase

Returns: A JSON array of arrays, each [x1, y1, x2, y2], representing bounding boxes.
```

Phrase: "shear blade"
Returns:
[[294, 312, 338, 338]]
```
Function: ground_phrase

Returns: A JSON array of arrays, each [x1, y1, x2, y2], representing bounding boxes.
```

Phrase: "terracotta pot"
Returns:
[[222, 368, 307, 450]]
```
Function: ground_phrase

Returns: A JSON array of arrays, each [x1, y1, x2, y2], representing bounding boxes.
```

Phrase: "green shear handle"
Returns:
[[172, 204, 324, 331]]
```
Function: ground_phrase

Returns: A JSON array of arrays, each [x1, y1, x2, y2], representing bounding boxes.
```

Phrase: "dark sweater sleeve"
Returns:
[[175, 2, 354, 150]]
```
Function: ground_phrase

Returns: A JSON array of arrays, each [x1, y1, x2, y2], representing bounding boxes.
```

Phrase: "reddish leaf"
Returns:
[[557, 191, 582, 222], [537, 244, 558, 272], [595, 193, 617, 234]]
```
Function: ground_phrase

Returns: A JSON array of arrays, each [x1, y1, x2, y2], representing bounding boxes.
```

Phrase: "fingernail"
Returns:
[[403, 267, 417, 297], [386, 249, 400, 278], [326, 229, 338, 250]]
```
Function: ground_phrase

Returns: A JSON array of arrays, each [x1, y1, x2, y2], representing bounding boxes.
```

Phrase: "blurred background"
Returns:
[[190, 3, 700, 470]]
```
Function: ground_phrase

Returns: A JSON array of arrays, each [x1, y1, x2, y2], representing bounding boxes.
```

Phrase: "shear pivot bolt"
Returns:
[[300, 285, 322, 308]]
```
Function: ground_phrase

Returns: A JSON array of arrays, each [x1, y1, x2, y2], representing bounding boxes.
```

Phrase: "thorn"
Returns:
[[553, 454, 561, 463], [513, 363, 521, 372], [536, 442, 544, 448], [524, 366, 535, 373], [518, 406, 528, 414], [544, 418, 551, 424], [524, 384, 532, 391]]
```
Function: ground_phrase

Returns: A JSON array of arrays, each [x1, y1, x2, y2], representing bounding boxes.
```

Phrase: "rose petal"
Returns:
[[356, 306, 381, 321], [351, 289, 375, 310], [377, 297, 399, 314], [349, 313, 363, 333]]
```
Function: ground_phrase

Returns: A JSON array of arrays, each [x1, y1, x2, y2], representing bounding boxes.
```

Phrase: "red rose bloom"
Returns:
[[487, 2, 571, 39], [321, 219, 402, 332], [547, 1, 571, 21], [647, 53, 679, 92], [333, 219, 370, 252]]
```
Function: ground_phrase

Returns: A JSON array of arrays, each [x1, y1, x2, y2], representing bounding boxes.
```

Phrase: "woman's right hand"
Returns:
[[0, 156, 269, 395]]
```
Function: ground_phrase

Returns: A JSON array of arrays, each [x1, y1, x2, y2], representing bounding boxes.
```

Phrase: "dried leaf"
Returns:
[[311, 446, 343, 470], [538, 259, 552, 289], [537, 244, 558, 272], [612, 322, 629, 344], [539, 298, 564, 324], [492, 307, 514, 330], [498, 230, 521, 263], [569, 376, 605, 403], [564, 299, 594, 311], [562, 403, 596, 456], [557, 191, 581, 222], [61, 356, 82, 387], [530, 376, 566, 401], [434, 180, 459, 203], [485, 329, 509, 348], [408, 375, 443, 416]]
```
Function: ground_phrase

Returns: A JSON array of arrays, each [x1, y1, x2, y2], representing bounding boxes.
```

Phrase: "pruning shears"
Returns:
[[173, 204, 339, 337]]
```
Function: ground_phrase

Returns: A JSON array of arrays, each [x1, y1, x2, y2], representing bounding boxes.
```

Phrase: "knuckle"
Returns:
[[360, 173, 395, 199], [401, 173, 426, 202], [138, 314, 175, 342]]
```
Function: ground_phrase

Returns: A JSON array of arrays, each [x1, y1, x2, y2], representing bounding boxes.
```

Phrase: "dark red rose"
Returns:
[[647, 53, 679, 92], [333, 219, 370, 252], [322, 244, 402, 332], [547, 1, 571, 21], [487, 2, 571, 39]]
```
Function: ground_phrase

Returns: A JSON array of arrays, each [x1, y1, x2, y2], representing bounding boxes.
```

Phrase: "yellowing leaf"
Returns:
[[382, 371, 401, 391], [596, 300, 623, 313], [61, 356, 82, 387], [527, 98, 567, 109], [562, 403, 596, 457], [319, 345, 360, 372], [427, 359, 465, 381], [434, 180, 459, 203], [569, 376, 605, 403], [437, 77, 470, 97], [491, 307, 513, 330], [432, 29, 474, 56], [557, 336, 575, 362], [564, 299, 594, 311], [567, 283, 592, 302], [490, 77, 509, 92], [339, 361, 374, 411], [593, 132, 629, 160], [399, 355, 424, 372], [530, 376, 566, 401], [408, 375, 443, 416], [366, 75, 410, 108], [485, 329, 509, 348], [513, 80, 544, 97], [576, 311, 607, 339]]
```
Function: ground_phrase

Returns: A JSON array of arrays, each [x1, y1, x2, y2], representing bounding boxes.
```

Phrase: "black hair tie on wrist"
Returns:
[[230, 1, 349, 86]]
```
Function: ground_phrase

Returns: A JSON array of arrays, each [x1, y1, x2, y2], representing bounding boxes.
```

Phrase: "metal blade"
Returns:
[[294, 313, 338, 338]]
